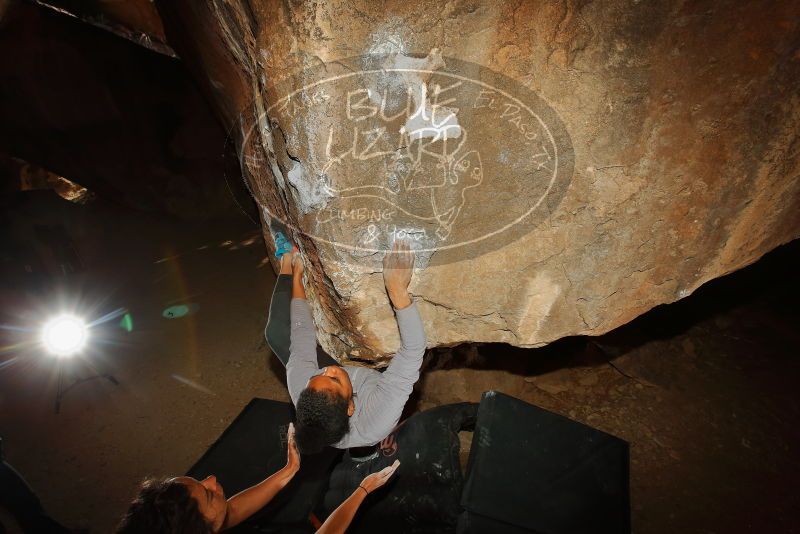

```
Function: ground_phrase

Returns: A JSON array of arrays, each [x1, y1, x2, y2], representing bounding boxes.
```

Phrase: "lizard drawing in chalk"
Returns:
[[317, 126, 483, 240]]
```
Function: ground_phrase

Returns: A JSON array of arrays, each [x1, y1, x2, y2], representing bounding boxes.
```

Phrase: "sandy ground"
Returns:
[[1, 194, 798, 533]]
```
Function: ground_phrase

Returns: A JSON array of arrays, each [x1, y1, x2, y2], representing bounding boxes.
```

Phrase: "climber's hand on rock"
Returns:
[[383, 239, 414, 310]]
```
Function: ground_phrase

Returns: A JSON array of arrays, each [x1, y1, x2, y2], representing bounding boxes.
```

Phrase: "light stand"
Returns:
[[41, 314, 120, 413], [54, 357, 119, 414]]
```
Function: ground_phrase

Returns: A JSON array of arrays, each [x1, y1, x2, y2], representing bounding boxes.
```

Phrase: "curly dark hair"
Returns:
[[295, 388, 350, 454], [114, 477, 213, 534]]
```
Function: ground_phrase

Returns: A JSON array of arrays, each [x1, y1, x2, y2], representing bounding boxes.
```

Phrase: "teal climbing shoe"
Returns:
[[273, 231, 293, 258]]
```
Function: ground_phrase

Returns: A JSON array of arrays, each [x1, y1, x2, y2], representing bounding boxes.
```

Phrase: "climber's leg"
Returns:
[[265, 264, 293, 367]]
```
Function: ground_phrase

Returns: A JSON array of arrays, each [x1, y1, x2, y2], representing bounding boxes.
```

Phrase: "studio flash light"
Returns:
[[41, 315, 88, 357]]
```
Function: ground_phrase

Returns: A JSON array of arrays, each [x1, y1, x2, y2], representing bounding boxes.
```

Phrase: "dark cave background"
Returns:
[[0, 1, 254, 222]]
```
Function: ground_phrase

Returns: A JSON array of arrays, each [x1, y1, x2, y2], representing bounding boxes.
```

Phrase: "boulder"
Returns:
[[158, 0, 800, 360]]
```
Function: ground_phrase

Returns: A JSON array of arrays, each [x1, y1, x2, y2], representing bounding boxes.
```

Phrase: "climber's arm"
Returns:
[[353, 298, 426, 444], [355, 240, 426, 443]]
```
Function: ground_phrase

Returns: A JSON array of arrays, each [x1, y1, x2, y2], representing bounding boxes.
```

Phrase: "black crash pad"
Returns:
[[321, 402, 478, 533], [459, 391, 630, 534]]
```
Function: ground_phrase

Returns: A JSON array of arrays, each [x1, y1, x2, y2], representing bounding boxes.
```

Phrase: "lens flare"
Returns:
[[41, 315, 88, 357]]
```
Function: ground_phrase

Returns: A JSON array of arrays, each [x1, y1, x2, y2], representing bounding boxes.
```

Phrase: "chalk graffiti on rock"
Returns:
[[243, 53, 574, 265]]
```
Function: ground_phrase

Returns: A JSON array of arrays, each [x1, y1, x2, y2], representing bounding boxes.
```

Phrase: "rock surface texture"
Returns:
[[158, 0, 800, 361]]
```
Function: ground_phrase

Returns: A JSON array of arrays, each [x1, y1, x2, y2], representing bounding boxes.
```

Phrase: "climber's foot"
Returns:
[[279, 246, 298, 274], [273, 230, 294, 257], [291, 249, 304, 278]]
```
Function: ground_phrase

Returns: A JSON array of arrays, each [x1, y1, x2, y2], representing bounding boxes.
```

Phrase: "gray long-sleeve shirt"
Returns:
[[287, 297, 426, 449]]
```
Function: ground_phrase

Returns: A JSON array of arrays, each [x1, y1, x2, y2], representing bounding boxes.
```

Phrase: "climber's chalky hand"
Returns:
[[383, 239, 414, 309]]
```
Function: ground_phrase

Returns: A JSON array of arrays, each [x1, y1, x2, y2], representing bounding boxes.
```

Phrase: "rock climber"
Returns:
[[264, 222, 426, 454]]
